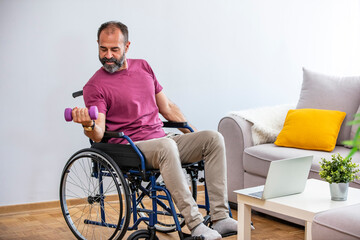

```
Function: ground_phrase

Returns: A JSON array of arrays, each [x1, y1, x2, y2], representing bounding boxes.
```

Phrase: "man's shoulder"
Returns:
[[90, 67, 106, 79], [128, 58, 148, 64], [128, 58, 151, 70], [83, 68, 105, 90], [86, 68, 106, 84]]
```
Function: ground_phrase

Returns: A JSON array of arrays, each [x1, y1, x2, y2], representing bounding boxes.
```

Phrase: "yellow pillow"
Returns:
[[274, 109, 346, 152]]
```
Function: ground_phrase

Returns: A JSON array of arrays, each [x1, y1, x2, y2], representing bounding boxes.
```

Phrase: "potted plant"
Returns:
[[319, 153, 359, 201], [319, 113, 360, 201]]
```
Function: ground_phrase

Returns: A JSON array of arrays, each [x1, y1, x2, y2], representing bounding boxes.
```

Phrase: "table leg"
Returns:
[[237, 202, 251, 240], [305, 221, 312, 240]]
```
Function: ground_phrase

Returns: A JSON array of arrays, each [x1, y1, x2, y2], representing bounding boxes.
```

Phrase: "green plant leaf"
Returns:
[[347, 147, 358, 160], [346, 120, 360, 125], [319, 153, 359, 183]]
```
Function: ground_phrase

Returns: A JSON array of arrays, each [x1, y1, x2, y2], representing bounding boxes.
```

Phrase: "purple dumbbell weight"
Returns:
[[64, 106, 98, 122]]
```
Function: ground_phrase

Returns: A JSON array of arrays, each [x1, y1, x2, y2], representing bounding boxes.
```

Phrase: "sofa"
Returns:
[[218, 68, 360, 238], [312, 203, 360, 240]]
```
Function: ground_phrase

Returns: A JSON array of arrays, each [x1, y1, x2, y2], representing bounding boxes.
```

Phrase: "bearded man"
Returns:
[[70, 21, 238, 240]]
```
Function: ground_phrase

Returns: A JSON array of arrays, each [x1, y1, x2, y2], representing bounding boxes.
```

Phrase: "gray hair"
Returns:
[[97, 21, 129, 43]]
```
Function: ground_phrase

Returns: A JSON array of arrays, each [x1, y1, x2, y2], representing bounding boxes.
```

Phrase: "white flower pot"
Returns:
[[329, 182, 349, 201]]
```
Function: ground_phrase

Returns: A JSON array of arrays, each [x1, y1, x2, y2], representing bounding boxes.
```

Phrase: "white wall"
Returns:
[[0, 0, 359, 206]]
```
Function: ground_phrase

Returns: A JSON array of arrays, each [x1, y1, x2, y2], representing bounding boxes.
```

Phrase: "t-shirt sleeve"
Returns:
[[143, 60, 163, 94], [83, 83, 108, 115], [153, 75, 163, 94]]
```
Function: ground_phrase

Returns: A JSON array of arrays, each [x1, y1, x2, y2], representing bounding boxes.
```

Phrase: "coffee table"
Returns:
[[235, 179, 360, 240]]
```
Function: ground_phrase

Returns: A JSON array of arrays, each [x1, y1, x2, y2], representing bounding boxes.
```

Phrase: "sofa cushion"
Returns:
[[274, 109, 346, 152], [243, 144, 360, 186], [296, 68, 360, 145], [312, 204, 360, 240]]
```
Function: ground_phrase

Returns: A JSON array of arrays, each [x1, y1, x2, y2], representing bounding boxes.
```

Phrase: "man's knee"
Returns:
[[139, 138, 180, 169], [197, 131, 226, 164], [201, 130, 225, 148], [154, 138, 179, 162]]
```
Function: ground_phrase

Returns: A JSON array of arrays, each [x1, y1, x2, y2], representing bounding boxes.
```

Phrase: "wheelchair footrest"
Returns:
[[184, 236, 204, 240], [221, 231, 237, 238], [182, 232, 205, 240]]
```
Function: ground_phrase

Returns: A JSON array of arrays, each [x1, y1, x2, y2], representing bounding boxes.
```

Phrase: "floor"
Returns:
[[0, 191, 305, 240]]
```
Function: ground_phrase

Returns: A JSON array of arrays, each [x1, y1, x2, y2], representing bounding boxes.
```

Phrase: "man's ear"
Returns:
[[125, 41, 131, 53]]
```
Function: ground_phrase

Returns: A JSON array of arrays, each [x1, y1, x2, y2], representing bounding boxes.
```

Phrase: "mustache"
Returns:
[[101, 57, 117, 63]]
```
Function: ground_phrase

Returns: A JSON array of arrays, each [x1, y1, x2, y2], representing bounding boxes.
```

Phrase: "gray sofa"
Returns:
[[312, 203, 360, 240], [218, 68, 360, 238]]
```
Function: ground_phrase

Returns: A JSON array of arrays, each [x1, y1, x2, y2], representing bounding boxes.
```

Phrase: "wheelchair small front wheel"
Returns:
[[60, 148, 131, 240], [127, 229, 159, 240]]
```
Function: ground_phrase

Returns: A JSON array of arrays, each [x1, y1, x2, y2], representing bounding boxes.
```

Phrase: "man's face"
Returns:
[[98, 28, 130, 73]]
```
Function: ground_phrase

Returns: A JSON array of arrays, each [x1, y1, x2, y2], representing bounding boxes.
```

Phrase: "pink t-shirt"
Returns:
[[83, 59, 166, 144]]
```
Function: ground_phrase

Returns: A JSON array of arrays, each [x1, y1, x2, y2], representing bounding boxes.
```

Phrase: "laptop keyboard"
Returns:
[[249, 191, 263, 198]]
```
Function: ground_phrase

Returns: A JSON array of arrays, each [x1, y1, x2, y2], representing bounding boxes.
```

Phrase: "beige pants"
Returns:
[[135, 130, 229, 230]]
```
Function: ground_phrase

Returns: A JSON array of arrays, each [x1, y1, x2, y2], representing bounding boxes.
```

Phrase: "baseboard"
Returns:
[[0, 185, 206, 215], [0, 200, 61, 214]]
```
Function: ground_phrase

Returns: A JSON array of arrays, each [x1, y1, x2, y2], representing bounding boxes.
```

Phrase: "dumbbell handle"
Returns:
[[64, 106, 98, 122]]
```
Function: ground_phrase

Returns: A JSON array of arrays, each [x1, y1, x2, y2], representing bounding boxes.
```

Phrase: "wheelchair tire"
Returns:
[[60, 148, 131, 240], [127, 229, 159, 240], [136, 172, 197, 233]]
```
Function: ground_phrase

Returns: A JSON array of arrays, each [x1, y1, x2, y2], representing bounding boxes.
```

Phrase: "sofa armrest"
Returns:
[[218, 116, 254, 203]]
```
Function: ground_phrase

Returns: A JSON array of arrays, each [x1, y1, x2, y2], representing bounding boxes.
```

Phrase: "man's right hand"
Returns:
[[71, 107, 93, 127], [71, 107, 106, 143]]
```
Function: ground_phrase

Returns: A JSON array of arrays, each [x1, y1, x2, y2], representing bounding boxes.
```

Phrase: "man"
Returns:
[[71, 21, 237, 240]]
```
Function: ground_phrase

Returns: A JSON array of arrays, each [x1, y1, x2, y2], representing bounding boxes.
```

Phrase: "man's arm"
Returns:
[[71, 107, 106, 142], [155, 91, 197, 133]]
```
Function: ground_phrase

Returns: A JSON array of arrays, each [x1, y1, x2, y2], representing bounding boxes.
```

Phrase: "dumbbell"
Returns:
[[64, 106, 98, 122]]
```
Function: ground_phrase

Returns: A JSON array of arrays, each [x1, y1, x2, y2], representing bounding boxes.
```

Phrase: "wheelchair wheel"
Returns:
[[60, 148, 131, 240], [136, 171, 197, 233], [127, 229, 159, 240]]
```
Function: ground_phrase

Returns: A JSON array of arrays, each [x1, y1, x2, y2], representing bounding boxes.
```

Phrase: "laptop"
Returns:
[[237, 156, 313, 200]]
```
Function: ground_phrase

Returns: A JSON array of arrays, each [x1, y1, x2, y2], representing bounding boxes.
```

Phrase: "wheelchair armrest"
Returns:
[[163, 121, 188, 128], [103, 131, 125, 138], [163, 121, 194, 133], [99, 131, 124, 143]]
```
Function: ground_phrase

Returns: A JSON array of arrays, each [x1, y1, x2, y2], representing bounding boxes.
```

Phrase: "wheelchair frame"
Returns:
[[60, 90, 227, 240]]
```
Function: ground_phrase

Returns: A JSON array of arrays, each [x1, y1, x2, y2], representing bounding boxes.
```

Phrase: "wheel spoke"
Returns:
[[71, 161, 91, 196]]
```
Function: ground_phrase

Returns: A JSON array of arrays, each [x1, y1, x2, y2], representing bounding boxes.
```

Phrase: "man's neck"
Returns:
[[118, 58, 128, 71]]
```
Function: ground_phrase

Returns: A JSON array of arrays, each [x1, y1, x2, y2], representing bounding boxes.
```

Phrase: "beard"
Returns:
[[99, 53, 126, 73]]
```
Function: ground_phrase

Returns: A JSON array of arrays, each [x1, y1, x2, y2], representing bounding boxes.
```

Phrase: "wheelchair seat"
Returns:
[[91, 142, 205, 172], [91, 142, 147, 170]]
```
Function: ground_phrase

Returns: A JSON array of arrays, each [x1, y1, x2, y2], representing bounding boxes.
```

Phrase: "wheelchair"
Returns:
[[60, 90, 233, 240]]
